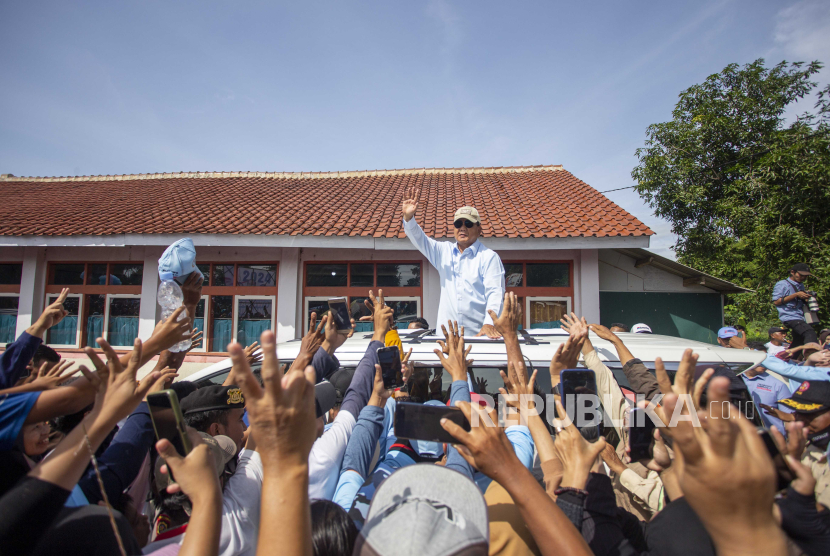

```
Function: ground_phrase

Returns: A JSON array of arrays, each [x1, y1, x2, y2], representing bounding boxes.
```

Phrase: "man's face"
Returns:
[[790, 271, 807, 283], [209, 408, 247, 452], [453, 219, 481, 249], [795, 408, 830, 434], [717, 337, 731, 348], [770, 331, 786, 343]]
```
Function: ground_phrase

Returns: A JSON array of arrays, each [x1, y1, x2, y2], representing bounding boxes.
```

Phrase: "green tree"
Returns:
[[633, 59, 830, 326]]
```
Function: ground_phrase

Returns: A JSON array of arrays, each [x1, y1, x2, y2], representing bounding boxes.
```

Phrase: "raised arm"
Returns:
[[401, 185, 443, 266], [434, 321, 474, 480], [442, 400, 594, 556]]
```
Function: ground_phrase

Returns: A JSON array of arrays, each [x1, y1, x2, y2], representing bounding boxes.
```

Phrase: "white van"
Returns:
[[185, 328, 765, 400]]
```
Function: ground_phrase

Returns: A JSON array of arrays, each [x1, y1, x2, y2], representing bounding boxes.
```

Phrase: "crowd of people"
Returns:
[[0, 192, 828, 556]]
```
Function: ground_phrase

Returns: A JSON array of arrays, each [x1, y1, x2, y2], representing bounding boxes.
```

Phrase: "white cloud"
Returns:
[[774, 0, 830, 61]]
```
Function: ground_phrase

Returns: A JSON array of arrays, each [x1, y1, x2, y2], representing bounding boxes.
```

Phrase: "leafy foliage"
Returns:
[[633, 59, 830, 323]]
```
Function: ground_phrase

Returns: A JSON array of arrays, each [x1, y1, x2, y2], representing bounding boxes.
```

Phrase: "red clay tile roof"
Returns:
[[0, 166, 653, 239]]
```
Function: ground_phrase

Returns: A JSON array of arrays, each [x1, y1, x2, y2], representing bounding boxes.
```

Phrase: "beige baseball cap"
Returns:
[[453, 206, 481, 224]]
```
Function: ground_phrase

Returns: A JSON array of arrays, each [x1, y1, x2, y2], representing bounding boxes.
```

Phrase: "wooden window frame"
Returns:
[[104, 293, 142, 348], [44, 292, 84, 348], [0, 292, 20, 348], [0, 262, 23, 294], [503, 261, 574, 328], [45, 262, 144, 349], [302, 261, 423, 330], [200, 262, 279, 353]]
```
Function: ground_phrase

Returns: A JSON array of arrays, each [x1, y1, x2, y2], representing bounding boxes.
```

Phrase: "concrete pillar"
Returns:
[[277, 247, 300, 342], [579, 249, 601, 323], [138, 250, 161, 341], [15, 247, 47, 336], [422, 260, 440, 329]]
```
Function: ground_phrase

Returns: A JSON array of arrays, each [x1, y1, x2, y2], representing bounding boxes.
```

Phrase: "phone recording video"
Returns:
[[147, 389, 192, 458], [378, 346, 403, 389], [628, 407, 656, 460], [328, 297, 353, 333], [559, 369, 603, 442], [394, 402, 470, 445], [758, 428, 795, 491]]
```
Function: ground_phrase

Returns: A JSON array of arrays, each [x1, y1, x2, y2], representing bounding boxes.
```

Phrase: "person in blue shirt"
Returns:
[[401, 186, 505, 339], [772, 263, 819, 349], [740, 366, 794, 435]]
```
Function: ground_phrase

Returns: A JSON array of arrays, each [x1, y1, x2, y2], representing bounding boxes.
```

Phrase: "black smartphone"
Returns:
[[328, 297, 352, 333], [560, 369, 603, 441], [758, 429, 795, 491], [378, 346, 403, 389], [395, 402, 470, 444], [147, 390, 192, 458], [628, 407, 656, 460]]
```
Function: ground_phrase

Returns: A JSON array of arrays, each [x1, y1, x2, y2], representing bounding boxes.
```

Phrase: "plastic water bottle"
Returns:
[[158, 272, 191, 353]]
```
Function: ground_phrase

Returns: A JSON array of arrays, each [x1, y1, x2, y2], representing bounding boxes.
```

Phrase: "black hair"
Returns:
[[695, 365, 762, 426], [170, 381, 199, 402], [32, 344, 60, 366], [51, 403, 94, 436], [310, 500, 358, 556], [184, 409, 229, 432], [610, 323, 628, 332], [746, 341, 767, 352], [408, 317, 430, 330]]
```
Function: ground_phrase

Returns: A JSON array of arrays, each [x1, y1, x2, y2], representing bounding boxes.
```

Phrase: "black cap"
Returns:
[[791, 263, 811, 276], [328, 369, 355, 405], [315, 381, 337, 418], [768, 327, 785, 335], [779, 380, 830, 414], [181, 385, 245, 415]]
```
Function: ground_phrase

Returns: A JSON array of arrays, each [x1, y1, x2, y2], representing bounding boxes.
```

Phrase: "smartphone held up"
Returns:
[[328, 297, 353, 333], [378, 345, 403, 390], [559, 369, 603, 441], [147, 389, 192, 458], [394, 401, 470, 445]]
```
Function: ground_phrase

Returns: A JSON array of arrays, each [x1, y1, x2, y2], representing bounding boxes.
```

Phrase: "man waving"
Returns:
[[402, 185, 505, 338]]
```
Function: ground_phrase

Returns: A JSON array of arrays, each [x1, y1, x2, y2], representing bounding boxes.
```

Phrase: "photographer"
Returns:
[[773, 263, 819, 349]]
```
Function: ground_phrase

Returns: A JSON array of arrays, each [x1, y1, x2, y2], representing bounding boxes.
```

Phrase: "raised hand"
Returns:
[[661, 378, 786, 556], [487, 291, 522, 336], [243, 341, 262, 364], [553, 399, 607, 489], [144, 367, 179, 397], [366, 290, 394, 342], [499, 361, 538, 419], [322, 314, 351, 355], [434, 321, 469, 382], [29, 288, 70, 337], [441, 401, 519, 481], [401, 184, 420, 222], [187, 329, 204, 352], [150, 306, 194, 353], [229, 330, 317, 468], [27, 360, 80, 391], [587, 323, 618, 342], [157, 429, 220, 497], [180, 272, 204, 308], [289, 312, 327, 373], [369, 365, 393, 407], [84, 338, 160, 426], [550, 324, 588, 384]]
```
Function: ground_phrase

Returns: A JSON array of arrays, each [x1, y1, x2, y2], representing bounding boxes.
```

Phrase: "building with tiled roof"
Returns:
[[0, 165, 744, 373]]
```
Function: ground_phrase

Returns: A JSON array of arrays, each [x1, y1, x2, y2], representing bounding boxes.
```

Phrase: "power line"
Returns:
[[598, 185, 637, 194]]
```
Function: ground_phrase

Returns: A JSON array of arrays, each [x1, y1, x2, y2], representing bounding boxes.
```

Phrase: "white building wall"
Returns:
[[598, 250, 716, 293]]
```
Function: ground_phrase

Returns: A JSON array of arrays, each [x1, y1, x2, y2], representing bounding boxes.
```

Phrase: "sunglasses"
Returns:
[[454, 220, 476, 229]]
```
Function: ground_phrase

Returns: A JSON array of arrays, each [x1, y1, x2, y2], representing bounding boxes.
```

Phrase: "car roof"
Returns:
[[184, 328, 765, 383]]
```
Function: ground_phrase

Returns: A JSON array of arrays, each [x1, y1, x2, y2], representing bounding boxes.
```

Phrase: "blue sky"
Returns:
[[1, 0, 828, 257]]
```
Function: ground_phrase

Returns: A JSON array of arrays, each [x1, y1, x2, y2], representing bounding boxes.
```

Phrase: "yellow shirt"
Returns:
[[385, 329, 403, 352]]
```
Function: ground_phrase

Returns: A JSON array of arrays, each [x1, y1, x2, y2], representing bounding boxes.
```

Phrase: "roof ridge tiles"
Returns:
[[0, 165, 565, 182]]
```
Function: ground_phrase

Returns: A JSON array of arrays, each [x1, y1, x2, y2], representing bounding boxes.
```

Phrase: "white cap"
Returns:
[[631, 323, 652, 334]]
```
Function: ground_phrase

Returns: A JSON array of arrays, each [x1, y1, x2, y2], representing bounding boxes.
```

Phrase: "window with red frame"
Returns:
[[197, 263, 279, 352], [503, 261, 573, 328], [303, 262, 422, 332]]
